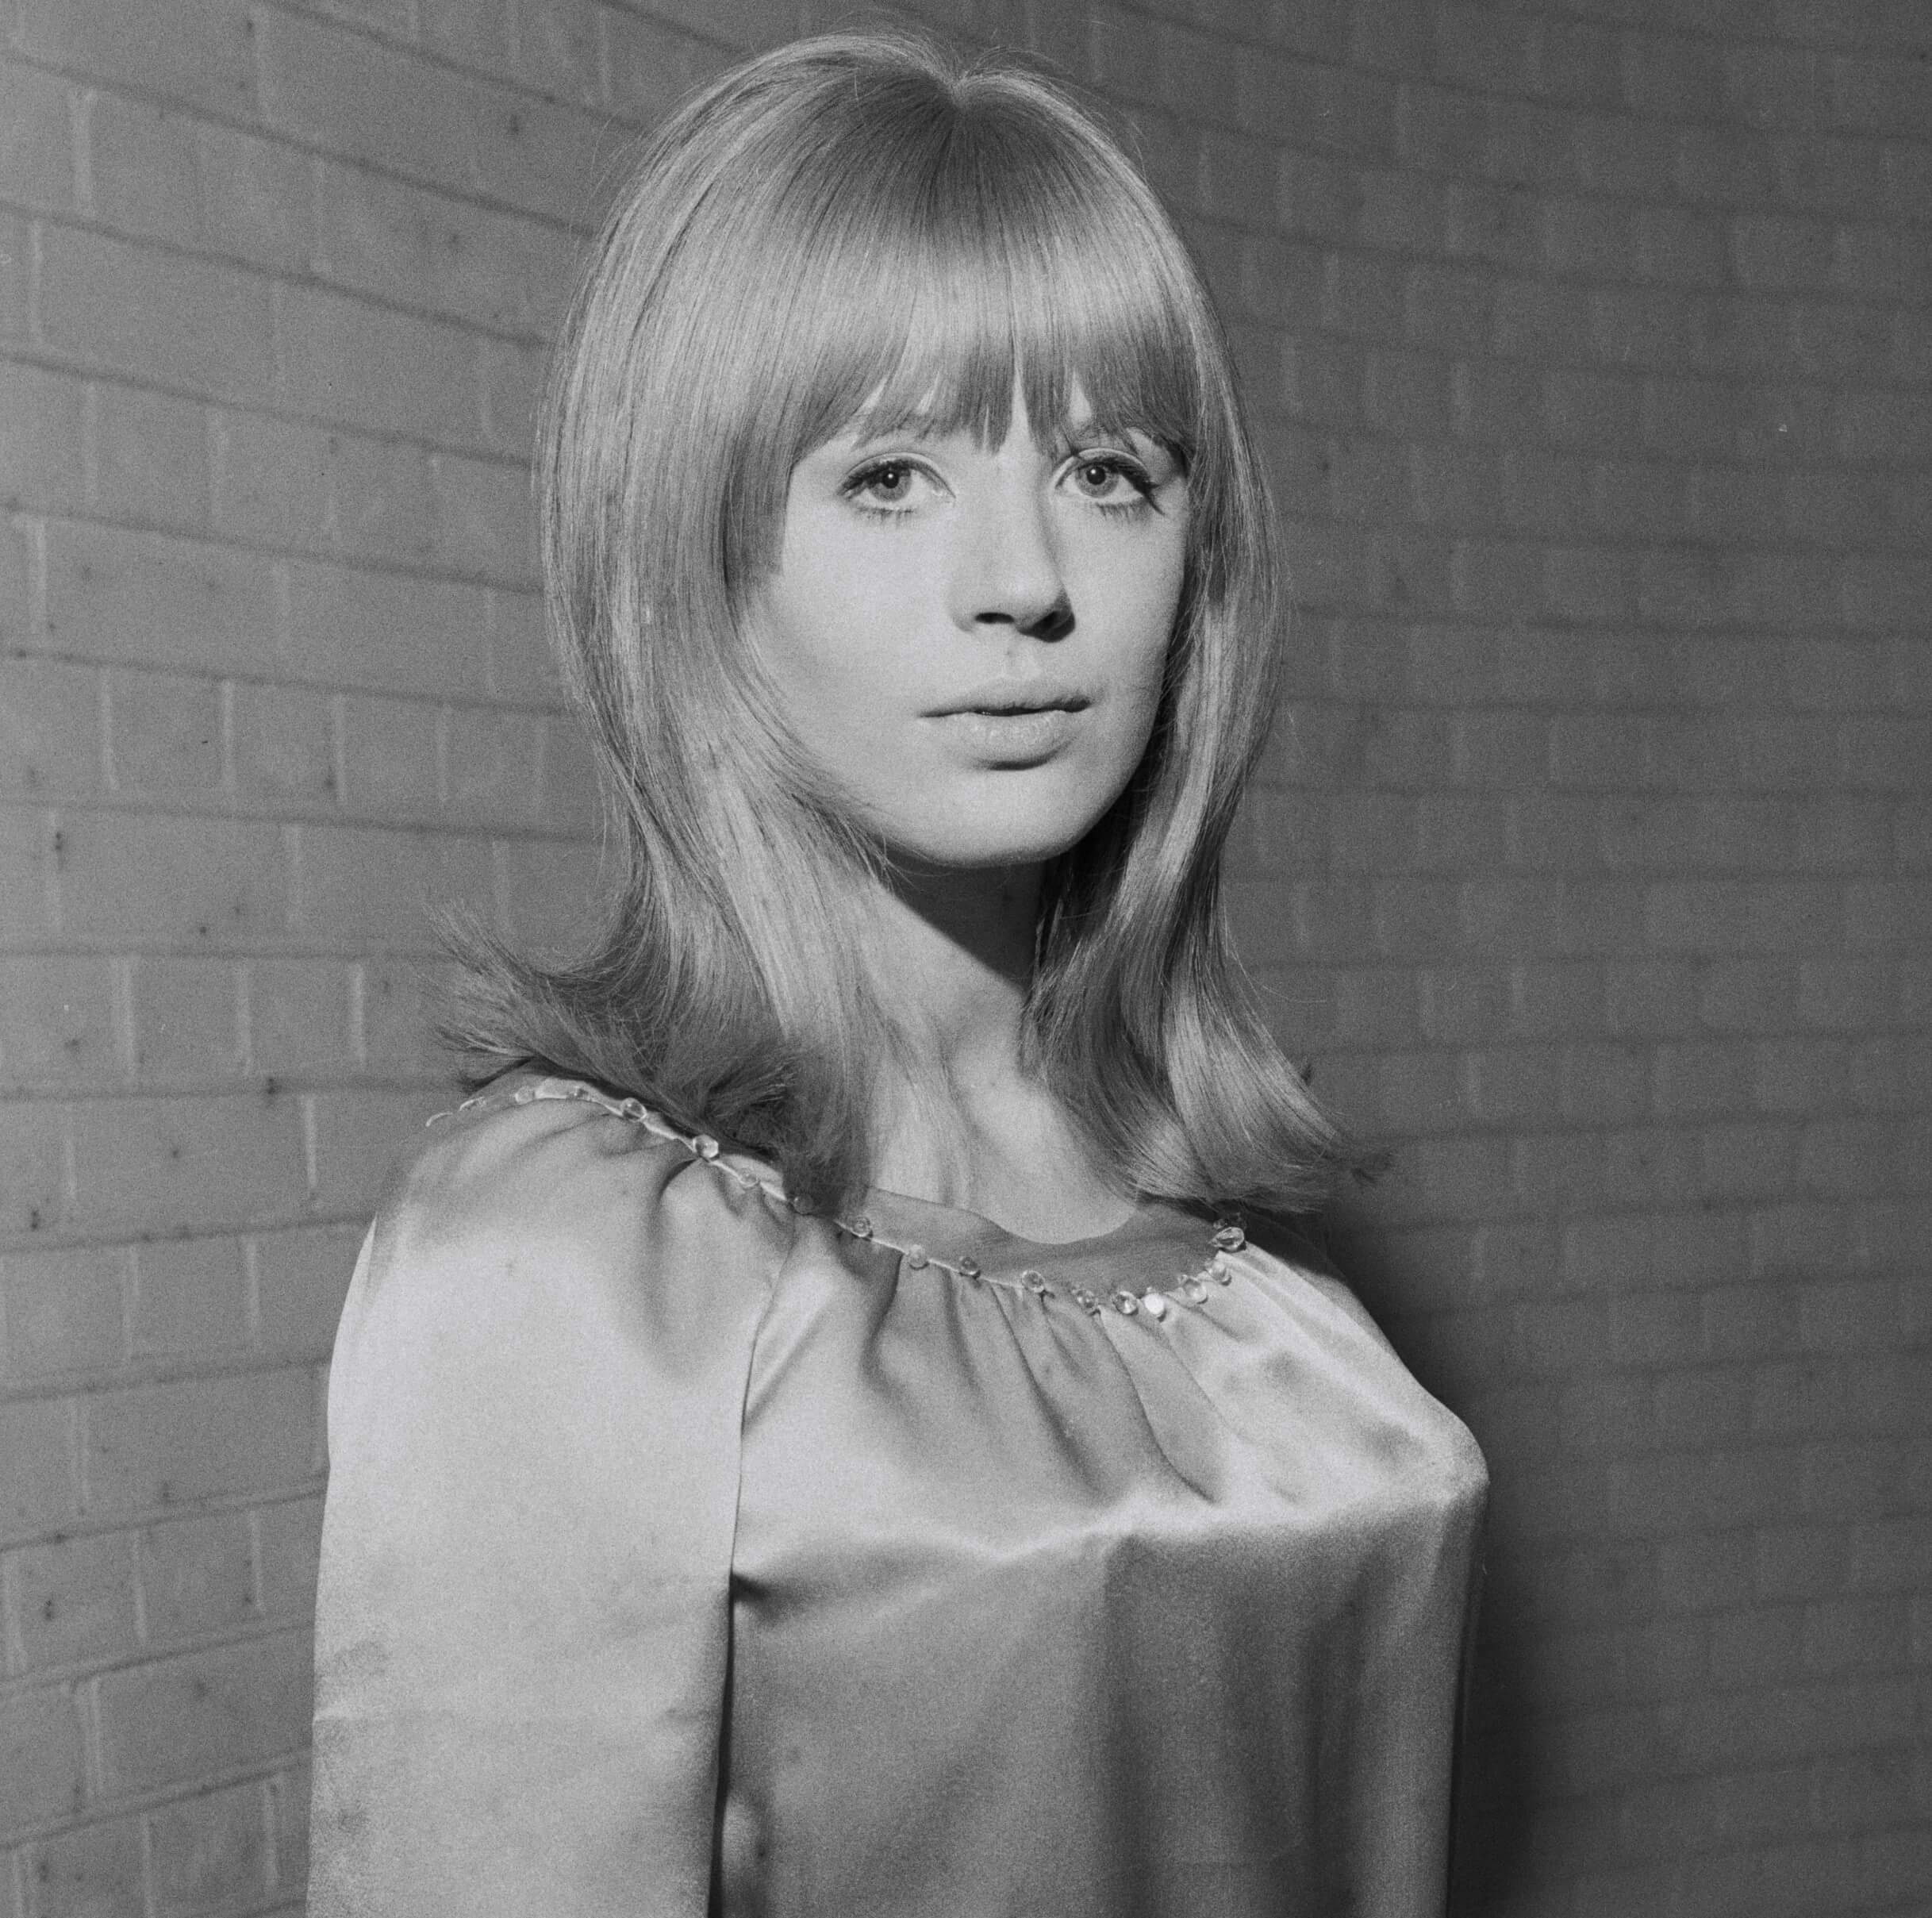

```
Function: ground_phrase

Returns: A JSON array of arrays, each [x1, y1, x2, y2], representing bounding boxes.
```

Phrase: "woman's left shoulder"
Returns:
[[1239, 1207, 1491, 1493], [1239, 1209, 1384, 1335]]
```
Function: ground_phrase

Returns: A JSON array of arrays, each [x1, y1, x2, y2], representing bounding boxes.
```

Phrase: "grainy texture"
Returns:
[[0, 2, 1924, 1914]]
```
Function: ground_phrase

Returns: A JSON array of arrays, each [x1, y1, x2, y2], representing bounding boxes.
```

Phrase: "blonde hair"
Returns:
[[447, 28, 1349, 1214]]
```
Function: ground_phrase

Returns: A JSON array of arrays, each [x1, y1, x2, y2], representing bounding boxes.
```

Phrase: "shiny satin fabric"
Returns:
[[309, 1078, 1487, 1916]]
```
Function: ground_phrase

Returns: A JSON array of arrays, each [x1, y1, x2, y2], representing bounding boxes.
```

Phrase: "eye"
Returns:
[[842, 459, 931, 516], [1064, 452, 1157, 511]]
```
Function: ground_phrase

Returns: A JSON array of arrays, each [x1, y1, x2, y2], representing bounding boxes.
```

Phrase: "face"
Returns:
[[755, 380, 1189, 871]]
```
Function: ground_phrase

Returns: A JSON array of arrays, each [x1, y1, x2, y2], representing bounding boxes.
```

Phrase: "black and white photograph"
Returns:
[[0, 2, 1926, 1914]]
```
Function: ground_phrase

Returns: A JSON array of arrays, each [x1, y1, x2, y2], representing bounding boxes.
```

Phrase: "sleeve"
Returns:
[[306, 1098, 780, 1917]]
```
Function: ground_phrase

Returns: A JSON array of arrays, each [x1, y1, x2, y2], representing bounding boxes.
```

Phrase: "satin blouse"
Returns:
[[308, 1074, 1487, 1916]]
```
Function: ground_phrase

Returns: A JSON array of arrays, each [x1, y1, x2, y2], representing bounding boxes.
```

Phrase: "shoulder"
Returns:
[[374, 1076, 791, 1286], [1241, 1208, 1381, 1333], [332, 1078, 793, 1414]]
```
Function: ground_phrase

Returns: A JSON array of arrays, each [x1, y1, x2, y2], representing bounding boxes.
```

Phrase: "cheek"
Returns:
[[1082, 529, 1187, 695]]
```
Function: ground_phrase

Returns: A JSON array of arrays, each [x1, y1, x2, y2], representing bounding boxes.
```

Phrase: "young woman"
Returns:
[[308, 30, 1486, 1917]]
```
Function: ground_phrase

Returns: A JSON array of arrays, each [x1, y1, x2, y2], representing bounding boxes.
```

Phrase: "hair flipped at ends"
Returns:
[[447, 28, 1350, 1216]]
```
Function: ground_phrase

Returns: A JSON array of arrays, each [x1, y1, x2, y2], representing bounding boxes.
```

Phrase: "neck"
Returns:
[[855, 858, 1120, 1224], [864, 855, 1039, 1105]]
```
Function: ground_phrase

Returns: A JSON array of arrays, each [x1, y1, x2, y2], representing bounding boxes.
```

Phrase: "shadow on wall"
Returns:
[[1320, 1207, 1535, 1918]]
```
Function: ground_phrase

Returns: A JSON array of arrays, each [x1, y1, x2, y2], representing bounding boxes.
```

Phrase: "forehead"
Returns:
[[828, 375, 1163, 452]]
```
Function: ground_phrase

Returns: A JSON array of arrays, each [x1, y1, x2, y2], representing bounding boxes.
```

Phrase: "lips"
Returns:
[[927, 682, 1090, 717]]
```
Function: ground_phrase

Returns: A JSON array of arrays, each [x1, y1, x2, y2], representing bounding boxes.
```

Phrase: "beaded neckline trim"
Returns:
[[430, 1075, 1248, 1323]]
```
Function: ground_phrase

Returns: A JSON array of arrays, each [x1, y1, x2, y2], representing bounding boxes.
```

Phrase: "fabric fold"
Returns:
[[309, 1094, 783, 1917]]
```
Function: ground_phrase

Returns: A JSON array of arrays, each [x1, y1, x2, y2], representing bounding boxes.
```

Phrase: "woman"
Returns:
[[309, 29, 1486, 1917]]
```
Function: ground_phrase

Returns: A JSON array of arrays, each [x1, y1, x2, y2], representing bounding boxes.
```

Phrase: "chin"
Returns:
[[896, 808, 1114, 871]]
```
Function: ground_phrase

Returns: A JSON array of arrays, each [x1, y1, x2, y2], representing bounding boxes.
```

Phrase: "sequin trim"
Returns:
[[432, 1077, 1243, 1320]]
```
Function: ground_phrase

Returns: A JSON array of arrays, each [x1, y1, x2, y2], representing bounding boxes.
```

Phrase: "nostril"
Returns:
[[1027, 596, 1074, 641]]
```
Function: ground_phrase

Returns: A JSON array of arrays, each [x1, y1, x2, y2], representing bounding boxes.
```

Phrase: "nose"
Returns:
[[945, 472, 1073, 641]]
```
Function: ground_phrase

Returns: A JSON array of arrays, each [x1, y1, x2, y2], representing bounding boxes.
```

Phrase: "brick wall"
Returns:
[[0, 2, 1923, 1914]]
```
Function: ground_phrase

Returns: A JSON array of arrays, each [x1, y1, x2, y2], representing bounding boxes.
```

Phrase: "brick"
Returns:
[[128, 955, 242, 1082], [0, 207, 27, 341], [136, 1508, 255, 1644], [55, 810, 287, 947], [205, 407, 340, 558], [510, 0, 605, 110], [1539, 194, 1630, 279], [1486, 100, 1579, 194], [256, 1492, 325, 1620], [1753, 1037, 1848, 1113], [316, 159, 536, 336], [291, 819, 493, 951], [85, 92, 313, 279], [43, 520, 279, 675], [2, 1699, 90, 1847], [1700, 1122, 1801, 1202], [536, 715, 599, 835], [1241, 54, 1396, 159], [1729, 213, 1834, 292], [260, 5, 619, 224], [475, 330, 544, 450], [247, 958, 354, 1078], [445, 702, 540, 826], [1707, 1603, 1805, 1689], [253, 8, 487, 202], [0, 359, 88, 513], [337, 691, 441, 817], [131, 1236, 252, 1359], [354, 951, 452, 1077], [430, 449, 537, 585], [95, 1628, 312, 1797], [9, 1529, 140, 1673], [1846, 1516, 1932, 1596], [105, 667, 224, 798], [1573, 118, 1677, 202], [602, 10, 730, 127], [282, 560, 494, 696], [271, 1755, 311, 1899], [277, 283, 482, 447], [255, 1224, 363, 1361], [83, 86, 199, 248], [83, 1367, 317, 1521], [1090, 10, 1160, 106], [38, 225, 275, 404], [0, 1397, 80, 1541], [1, 1245, 127, 1382], [309, 1084, 462, 1213], [210, 122, 319, 275], [1496, 278, 1595, 362], [149, 1776, 273, 1916], [1834, 52, 1932, 136], [71, 1091, 307, 1234], [1655, 1366, 1750, 1447], [0, 1096, 69, 1233], [18, 0, 258, 118], [90, 383, 212, 532], [1324, 252, 1408, 343], [25, 1800, 143, 1908], [1403, 263, 1493, 354], [231, 679, 337, 809], [0, 951, 120, 1087], [1844, 555, 1932, 631], [0, 60, 75, 214], [1803, 1594, 1907, 1674]]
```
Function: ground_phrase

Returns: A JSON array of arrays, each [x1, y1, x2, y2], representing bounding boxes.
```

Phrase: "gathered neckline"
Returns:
[[855, 1178, 1164, 1255], [434, 1073, 1249, 1322]]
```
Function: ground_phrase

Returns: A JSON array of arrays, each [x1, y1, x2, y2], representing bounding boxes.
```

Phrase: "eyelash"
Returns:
[[840, 452, 1159, 521]]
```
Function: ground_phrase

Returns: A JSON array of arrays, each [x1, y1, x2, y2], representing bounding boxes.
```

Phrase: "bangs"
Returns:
[[725, 83, 1211, 532]]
